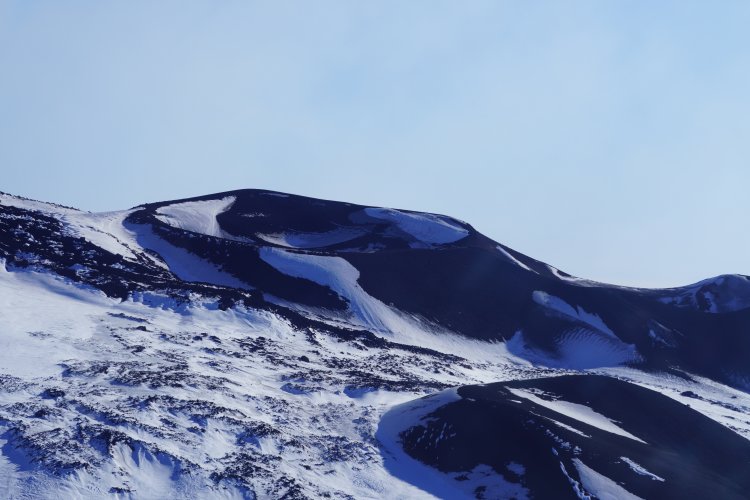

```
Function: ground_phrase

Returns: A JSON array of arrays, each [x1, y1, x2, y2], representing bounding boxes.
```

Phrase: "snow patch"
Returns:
[[127, 223, 250, 290], [598, 366, 750, 442], [573, 458, 643, 500], [620, 456, 664, 482], [257, 228, 364, 249], [496, 245, 533, 272], [62, 210, 143, 262], [0, 192, 80, 215], [155, 196, 237, 240], [376, 390, 470, 499], [542, 416, 591, 438], [0, 265, 113, 378], [259, 247, 407, 333], [507, 388, 647, 443], [532, 291, 616, 339], [556, 328, 641, 369], [363, 208, 468, 245], [505, 330, 640, 370]]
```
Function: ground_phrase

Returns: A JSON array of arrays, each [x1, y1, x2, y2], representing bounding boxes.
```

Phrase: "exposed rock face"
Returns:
[[0, 189, 748, 499]]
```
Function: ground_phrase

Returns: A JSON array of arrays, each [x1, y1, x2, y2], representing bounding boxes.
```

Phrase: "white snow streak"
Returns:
[[496, 245, 533, 272], [573, 459, 643, 500], [363, 208, 468, 245], [620, 457, 664, 482], [507, 388, 647, 443], [155, 196, 236, 239]]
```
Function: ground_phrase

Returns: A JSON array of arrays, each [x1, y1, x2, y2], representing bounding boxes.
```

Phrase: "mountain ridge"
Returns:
[[5, 188, 747, 290], [1, 188, 749, 499]]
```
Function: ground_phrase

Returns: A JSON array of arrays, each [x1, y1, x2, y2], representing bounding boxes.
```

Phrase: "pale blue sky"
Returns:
[[1, 1, 749, 287]]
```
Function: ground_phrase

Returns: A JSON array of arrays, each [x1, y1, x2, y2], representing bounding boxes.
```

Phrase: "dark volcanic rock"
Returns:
[[382, 375, 750, 499]]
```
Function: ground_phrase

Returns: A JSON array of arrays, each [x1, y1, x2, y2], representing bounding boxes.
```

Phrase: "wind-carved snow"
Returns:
[[62, 210, 146, 263], [4, 191, 750, 498], [0, 193, 154, 265], [527, 291, 641, 369], [505, 329, 640, 370], [155, 196, 237, 239], [376, 389, 470, 499], [0, 263, 526, 499], [0, 192, 170, 270], [0, 192, 81, 215], [557, 328, 641, 369], [259, 247, 408, 333], [507, 388, 647, 443], [573, 459, 644, 500], [257, 248, 507, 366], [363, 208, 468, 245], [128, 223, 251, 290], [378, 389, 537, 499], [542, 416, 591, 438], [657, 274, 750, 313], [496, 245, 533, 272], [648, 326, 677, 348], [596, 366, 750, 442], [0, 263, 113, 378], [620, 457, 664, 482], [533, 291, 616, 339], [256, 228, 364, 249]]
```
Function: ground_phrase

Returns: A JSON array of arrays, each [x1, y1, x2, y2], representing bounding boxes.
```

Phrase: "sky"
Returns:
[[1, 1, 749, 288]]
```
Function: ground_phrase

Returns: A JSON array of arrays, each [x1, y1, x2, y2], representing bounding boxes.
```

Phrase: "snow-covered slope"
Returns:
[[651, 274, 750, 313], [1, 189, 749, 499], [384, 375, 750, 499]]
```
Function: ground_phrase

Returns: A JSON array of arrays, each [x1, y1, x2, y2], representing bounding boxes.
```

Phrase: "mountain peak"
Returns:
[[1, 189, 749, 498]]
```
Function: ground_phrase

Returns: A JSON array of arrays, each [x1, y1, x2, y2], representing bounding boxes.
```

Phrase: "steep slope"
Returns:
[[122, 189, 750, 388], [379, 375, 750, 499], [0, 189, 749, 499]]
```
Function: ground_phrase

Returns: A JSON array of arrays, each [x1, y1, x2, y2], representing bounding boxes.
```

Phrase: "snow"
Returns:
[[257, 247, 522, 374], [0, 192, 80, 215], [506, 462, 525, 475], [155, 196, 237, 239], [363, 208, 468, 245], [542, 416, 591, 438], [532, 291, 617, 339], [507, 388, 647, 443], [0, 267, 342, 496], [453, 464, 529, 499], [556, 328, 641, 369], [376, 389, 472, 499], [3, 190, 750, 498], [557, 459, 588, 499], [573, 458, 643, 500], [620, 457, 664, 482], [256, 228, 364, 249], [0, 263, 114, 378], [0, 257, 530, 499], [0, 434, 23, 500], [1, 192, 173, 269], [496, 245, 533, 272], [505, 330, 640, 370], [259, 247, 408, 333], [62, 210, 143, 261], [656, 275, 750, 313], [523, 292, 642, 369], [128, 223, 251, 290], [595, 366, 750, 441], [109, 443, 183, 498], [648, 327, 676, 348]]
